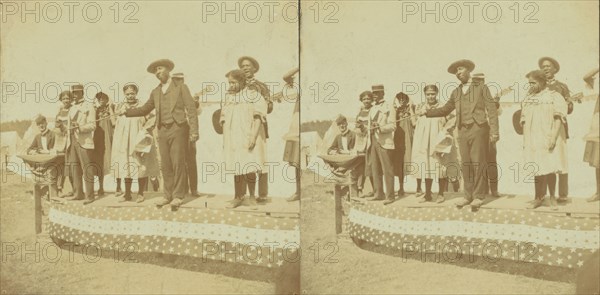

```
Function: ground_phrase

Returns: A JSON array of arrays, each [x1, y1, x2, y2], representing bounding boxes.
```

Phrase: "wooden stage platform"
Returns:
[[51, 192, 300, 216], [345, 191, 599, 269], [349, 192, 600, 216]]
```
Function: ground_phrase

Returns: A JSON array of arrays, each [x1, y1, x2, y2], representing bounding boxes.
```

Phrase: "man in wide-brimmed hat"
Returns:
[[539, 56, 572, 203], [66, 83, 97, 204], [238, 56, 272, 202], [119, 59, 199, 210], [418, 59, 499, 210], [367, 84, 397, 205]]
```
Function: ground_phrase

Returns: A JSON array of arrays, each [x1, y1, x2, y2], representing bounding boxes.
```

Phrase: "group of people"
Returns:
[[328, 57, 600, 210], [27, 57, 301, 210]]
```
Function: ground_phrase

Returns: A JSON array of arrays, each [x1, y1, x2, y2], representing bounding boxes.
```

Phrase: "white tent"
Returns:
[[0, 131, 22, 156]]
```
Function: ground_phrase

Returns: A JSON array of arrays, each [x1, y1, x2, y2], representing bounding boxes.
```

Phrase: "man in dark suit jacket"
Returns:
[[120, 59, 199, 210], [328, 115, 363, 199], [328, 115, 357, 154], [419, 59, 499, 209], [28, 115, 56, 155]]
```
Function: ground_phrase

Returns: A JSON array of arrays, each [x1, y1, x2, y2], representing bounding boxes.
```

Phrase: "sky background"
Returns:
[[300, 0, 599, 122], [1, 1, 298, 122], [1, 1, 299, 197]]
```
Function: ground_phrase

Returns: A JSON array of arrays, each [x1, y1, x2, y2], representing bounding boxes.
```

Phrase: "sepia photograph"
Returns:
[[300, 1, 599, 294], [1, 0, 600, 294], [1, 1, 299, 294]]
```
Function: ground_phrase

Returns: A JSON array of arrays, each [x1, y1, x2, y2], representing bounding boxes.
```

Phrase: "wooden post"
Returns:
[[34, 184, 43, 234], [334, 185, 343, 234]]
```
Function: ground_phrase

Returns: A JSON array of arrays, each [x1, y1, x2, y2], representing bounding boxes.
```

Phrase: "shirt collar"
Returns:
[[40, 129, 49, 136]]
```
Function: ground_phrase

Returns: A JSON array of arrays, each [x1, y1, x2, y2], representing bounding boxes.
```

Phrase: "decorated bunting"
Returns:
[[348, 203, 599, 268], [48, 202, 300, 268]]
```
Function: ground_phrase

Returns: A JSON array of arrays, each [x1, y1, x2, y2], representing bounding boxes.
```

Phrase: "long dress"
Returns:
[[221, 88, 268, 175], [520, 88, 568, 176], [583, 73, 600, 168], [393, 104, 415, 177], [111, 102, 160, 179], [92, 104, 115, 176], [411, 102, 448, 179], [355, 106, 371, 176]]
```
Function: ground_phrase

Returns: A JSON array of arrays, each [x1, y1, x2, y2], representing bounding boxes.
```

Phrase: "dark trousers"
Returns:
[[187, 142, 198, 193], [234, 173, 256, 198], [66, 142, 95, 200], [369, 140, 395, 200], [158, 122, 189, 200], [258, 172, 268, 198], [457, 123, 489, 200], [534, 174, 549, 200], [547, 173, 568, 198], [487, 141, 498, 194]]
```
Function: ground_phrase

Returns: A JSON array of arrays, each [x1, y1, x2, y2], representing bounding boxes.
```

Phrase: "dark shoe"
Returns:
[[470, 199, 484, 209], [361, 192, 374, 199], [190, 190, 200, 197], [60, 191, 74, 198], [156, 198, 171, 208], [396, 190, 405, 197], [490, 191, 500, 198], [383, 198, 395, 205], [416, 188, 423, 194], [246, 196, 258, 210], [83, 198, 95, 205], [286, 193, 300, 202], [587, 194, 599, 202], [549, 196, 558, 211], [118, 196, 131, 203], [528, 199, 544, 209], [456, 198, 472, 208], [136, 194, 145, 203], [97, 189, 105, 197], [417, 196, 429, 203], [557, 196, 568, 203], [436, 194, 445, 203], [151, 177, 160, 191], [228, 197, 244, 209], [170, 198, 183, 211]]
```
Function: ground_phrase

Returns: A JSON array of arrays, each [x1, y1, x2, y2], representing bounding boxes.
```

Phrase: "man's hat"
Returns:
[[447, 59, 475, 74], [538, 57, 560, 73], [71, 84, 84, 93], [95, 92, 109, 100], [212, 109, 223, 135], [371, 84, 384, 92], [238, 56, 260, 72], [146, 59, 174, 73], [172, 72, 184, 79]]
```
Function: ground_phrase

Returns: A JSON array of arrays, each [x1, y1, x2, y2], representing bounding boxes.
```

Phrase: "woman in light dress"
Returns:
[[220, 69, 268, 209], [111, 84, 160, 203], [411, 85, 451, 203], [520, 70, 568, 209]]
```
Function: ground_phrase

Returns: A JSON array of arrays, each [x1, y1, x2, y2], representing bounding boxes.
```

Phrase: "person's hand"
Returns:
[[190, 134, 199, 142], [116, 108, 127, 116], [548, 136, 557, 151], [248, 137, 257, 151], [39, 149, 50, 155], [71, 122, 79, 130], [328, 150, 337, 155], [490, 134, 499, 143], [371, 122, 379, 130]]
